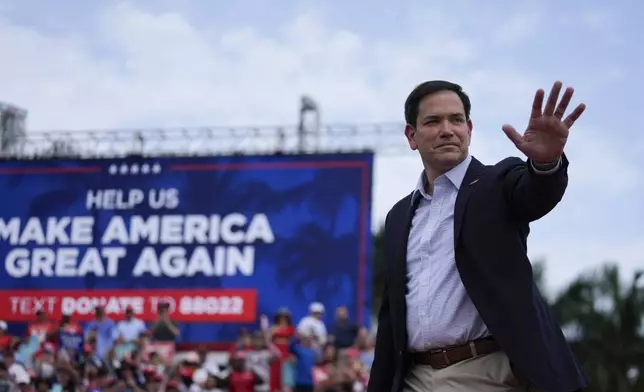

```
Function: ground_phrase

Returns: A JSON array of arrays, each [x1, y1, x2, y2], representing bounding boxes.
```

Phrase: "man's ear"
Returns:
[[404, 124, 418, 150], [467, 119, 473, 146]]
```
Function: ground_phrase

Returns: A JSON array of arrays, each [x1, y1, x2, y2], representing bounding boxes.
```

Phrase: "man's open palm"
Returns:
[[502, 81, 586, 163]]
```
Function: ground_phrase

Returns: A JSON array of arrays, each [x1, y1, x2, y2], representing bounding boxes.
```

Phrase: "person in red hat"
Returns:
[[114, 306, 147, 344], [150, 301, 179, 342], [145, 372, 165, 391], [165, 379, 182, 392], [26, 310, 56, 345], [0, 321, 19, 354], [57, 312, 83, 363], [217, 351, 263, 392]]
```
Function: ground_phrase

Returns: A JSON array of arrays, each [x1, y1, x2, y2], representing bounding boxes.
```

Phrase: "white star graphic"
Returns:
[[108, 164, 118, 175], [119, 164, 129, 174], [130, 164, 140, 174], [141, 164, 150, 174], [152, 163, 161, 174]]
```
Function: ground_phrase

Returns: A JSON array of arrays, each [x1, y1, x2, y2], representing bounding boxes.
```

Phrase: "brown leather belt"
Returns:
[[410, 337, 500, 369]]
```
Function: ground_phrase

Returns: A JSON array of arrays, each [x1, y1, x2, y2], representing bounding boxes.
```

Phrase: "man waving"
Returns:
[[368, 81, 588, 392]]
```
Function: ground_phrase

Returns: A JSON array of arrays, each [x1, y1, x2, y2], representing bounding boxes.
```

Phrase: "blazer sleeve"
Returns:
[[367, 281, 396, 392], [500, 154, 569, 222]]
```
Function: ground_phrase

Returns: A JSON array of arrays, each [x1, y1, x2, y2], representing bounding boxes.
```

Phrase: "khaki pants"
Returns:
[[403, 351, 540, 392]]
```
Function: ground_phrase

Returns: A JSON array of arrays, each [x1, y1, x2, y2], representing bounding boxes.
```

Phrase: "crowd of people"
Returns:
[[0, 302, 375, 392]]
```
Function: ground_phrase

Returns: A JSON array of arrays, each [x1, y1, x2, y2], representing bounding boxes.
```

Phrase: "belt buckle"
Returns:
[[440, 349, 451, 366], [430, 348, 451, 366]]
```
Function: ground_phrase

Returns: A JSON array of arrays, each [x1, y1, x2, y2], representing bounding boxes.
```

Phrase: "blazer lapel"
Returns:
[[391, 192, 420, 351], [454, 157, 486, 244], [394, 193, 419, 292]]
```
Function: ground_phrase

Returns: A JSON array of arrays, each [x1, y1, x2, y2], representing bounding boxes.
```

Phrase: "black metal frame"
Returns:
[[1, 122, 408, 160]]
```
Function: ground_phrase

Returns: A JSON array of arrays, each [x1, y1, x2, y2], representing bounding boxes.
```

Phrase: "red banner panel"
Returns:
[[0, 289, 257, 322]]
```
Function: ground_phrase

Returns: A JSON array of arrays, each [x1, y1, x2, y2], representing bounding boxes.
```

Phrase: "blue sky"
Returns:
[[0, 0, 642, 294]]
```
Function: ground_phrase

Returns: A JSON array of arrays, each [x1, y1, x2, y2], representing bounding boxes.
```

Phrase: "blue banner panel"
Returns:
[[0, 153, 373, 342]]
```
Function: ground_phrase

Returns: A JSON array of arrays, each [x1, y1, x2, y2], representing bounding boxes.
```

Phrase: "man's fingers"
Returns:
[[531, 89, 545, 119], [543, 81, 563, 117], [563, 103, 586, 129], [554, 87, 574, 119], [502, 125, 524, 148]]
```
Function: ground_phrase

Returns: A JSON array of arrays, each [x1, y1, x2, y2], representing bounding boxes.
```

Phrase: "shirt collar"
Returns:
[[411, 155, 472, 204]]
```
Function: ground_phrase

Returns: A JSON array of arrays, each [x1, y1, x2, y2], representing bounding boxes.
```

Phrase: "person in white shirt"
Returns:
[[296, 302, 328, 345], [114, 306, 147, 342], [3, 352, 30, 385]]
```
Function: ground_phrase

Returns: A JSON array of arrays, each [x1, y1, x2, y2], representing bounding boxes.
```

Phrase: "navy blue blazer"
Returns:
[[366, 156, 588, 392]]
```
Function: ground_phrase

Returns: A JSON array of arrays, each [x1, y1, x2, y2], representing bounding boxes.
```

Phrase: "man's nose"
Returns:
[[439, 120, 455, 136]]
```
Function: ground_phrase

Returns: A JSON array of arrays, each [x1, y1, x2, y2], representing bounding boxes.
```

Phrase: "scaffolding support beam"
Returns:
[[0, 123, 409, 160]]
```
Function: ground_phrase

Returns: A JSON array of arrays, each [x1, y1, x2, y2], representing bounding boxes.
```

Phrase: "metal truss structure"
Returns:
[[0, 101, 28, 156], [0, 122, 410, 159], [0, 96, 411, 159]]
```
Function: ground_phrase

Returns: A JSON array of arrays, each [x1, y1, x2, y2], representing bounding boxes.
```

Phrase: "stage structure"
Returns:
[[0, 102, 28, 156], [0, 96, 384, 344], [0, 97, 409, 160]]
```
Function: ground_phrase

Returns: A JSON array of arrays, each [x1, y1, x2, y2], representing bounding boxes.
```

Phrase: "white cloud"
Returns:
[[566, 130, 641, 196], [492, 12, 543, 45], [580, 9, 615, 32], [0, 1, 641, 290]]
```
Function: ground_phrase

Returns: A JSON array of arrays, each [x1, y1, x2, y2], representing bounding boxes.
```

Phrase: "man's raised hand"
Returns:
[[502, 81, 586, 164]]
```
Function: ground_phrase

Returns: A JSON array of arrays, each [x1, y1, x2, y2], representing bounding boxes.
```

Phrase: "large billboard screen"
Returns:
[[0, 153, 373, 342]]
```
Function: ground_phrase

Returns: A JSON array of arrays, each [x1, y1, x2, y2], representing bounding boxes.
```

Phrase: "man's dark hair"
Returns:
[[404, 80, 472, 126]]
